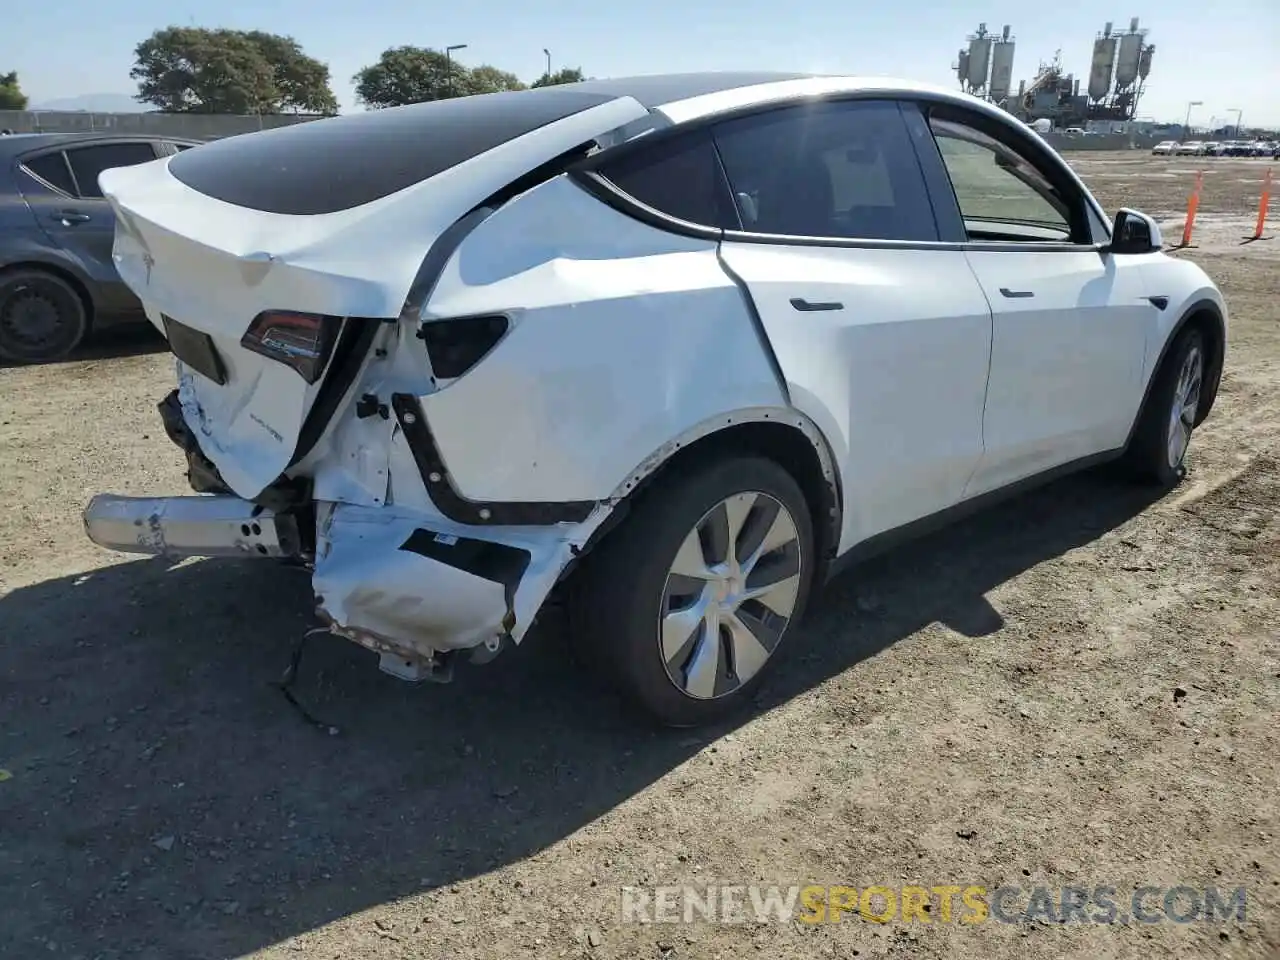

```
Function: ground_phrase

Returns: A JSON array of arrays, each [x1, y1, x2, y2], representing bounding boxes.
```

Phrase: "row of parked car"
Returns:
[[1152, 139, 1279, 157]]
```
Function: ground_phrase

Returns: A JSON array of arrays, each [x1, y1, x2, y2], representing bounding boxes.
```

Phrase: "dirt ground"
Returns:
[[0, 152, 1276, 960]]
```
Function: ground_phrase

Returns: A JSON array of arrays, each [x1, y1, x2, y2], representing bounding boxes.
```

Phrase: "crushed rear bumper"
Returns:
[[81, 493, 593, 679]]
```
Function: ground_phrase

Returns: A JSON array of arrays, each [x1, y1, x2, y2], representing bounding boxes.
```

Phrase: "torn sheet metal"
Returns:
[[311, 502, 604, 661]]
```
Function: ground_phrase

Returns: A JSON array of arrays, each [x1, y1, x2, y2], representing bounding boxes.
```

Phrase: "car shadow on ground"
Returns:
[[0, 469, 1166, 958], [0, 321, 164, 369]]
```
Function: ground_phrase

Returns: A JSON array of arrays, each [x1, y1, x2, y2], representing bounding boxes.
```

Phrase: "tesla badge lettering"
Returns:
[[249, 413, 284, 444]]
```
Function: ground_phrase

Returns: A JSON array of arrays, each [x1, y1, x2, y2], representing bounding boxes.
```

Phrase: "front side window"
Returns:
[[65, 142, 159, 199], [928, 117, 1075, 243], [711, 100, 938, 242]]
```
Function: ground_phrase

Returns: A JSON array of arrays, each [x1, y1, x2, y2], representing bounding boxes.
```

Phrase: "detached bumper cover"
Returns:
[[312, 503, 589, 659], [83, 494, 301, 558]]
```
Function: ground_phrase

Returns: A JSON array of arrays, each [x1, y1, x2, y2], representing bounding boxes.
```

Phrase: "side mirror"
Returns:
[[1108, 208, 1162, 254]]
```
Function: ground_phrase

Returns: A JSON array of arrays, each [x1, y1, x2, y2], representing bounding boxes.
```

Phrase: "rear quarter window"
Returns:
[[21, 152, 76, 195], [167, 89, 616, 215], [595, 129, 737, 228]]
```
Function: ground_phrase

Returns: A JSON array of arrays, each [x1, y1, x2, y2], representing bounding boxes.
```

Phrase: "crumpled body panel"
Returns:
[[311, 503, 607, 659]]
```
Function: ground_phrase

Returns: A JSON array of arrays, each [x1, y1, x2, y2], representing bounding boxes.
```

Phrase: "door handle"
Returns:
[[998, 287, 1034, 299], [52, 211, 91, 224], [790, 297, 844, 312]]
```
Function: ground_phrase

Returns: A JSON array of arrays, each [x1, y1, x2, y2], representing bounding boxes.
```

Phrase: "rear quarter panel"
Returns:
[[402, 174, 791, 505]]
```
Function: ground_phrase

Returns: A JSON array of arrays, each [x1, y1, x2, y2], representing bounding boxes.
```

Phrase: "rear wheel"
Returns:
[[572, 455, 815, 727], [0, 269, 89, 363], [1123, 326, 1205, 486]]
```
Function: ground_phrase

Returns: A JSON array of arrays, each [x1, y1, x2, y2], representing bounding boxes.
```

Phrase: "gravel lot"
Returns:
[[0, 152, 1277, 959]]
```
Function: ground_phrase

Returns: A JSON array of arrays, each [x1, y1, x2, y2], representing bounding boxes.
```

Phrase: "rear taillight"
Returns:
[[418, 315, 509, 379], [241, 311, 341, 384]]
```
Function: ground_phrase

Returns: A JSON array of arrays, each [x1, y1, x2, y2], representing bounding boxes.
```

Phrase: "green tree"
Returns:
[[242, 32, 339, 114], [0, 70, 28, 110], [531, 67, 585, 88], [465, 65, 527, 95], [131, 27, 337, 114], [353, 46, 473, 108]]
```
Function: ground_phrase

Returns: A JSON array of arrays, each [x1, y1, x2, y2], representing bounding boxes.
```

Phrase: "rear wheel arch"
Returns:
[[577, 410, 842, 574]]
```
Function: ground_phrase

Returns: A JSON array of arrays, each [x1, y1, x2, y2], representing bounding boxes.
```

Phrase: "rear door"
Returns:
[[20, 139, 163, 313], [918, 105, 1153, 494], [710, 100, 995, 549]]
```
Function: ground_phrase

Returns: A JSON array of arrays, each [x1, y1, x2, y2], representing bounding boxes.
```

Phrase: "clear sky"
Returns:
[[4, 0, 1278, 126]]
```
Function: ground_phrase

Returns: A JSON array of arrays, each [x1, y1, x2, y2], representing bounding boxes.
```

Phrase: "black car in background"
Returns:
[[0, 133, 200, 361]]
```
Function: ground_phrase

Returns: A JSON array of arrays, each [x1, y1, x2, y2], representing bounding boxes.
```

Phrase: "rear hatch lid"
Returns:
[[100, 91, 649, 499]]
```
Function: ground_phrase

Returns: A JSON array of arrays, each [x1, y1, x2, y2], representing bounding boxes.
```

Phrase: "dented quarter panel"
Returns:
[[408, 175, 788, 504]]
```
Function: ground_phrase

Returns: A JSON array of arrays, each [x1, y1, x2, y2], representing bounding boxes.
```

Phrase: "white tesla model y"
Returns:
[[84, 73, 1227, 725]]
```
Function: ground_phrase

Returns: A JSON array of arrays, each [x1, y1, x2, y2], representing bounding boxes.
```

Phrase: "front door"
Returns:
[[919, 108, 1154, 495], [710, 100, 995, 550]]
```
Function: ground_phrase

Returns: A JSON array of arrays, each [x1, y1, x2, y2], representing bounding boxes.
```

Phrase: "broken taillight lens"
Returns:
[[241, 311, 340, 384], [419, 315, 510, 379]]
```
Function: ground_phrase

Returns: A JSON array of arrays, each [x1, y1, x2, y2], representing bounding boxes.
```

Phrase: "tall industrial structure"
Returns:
[[953, 17, 1154, 129], [954, 24, 1012, 102]]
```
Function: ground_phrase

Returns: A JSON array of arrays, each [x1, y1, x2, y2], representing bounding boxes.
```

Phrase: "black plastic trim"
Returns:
[[569, 170, 725, 242], [827, 448, 1123, 582], [391, 393, 597, 527], [405, 206, 498, 319], [400, 529, 531, 598], [163, 315, 227, 385], [899, 101, 968, 243], [282, 207, 499, 474], [284, 317, 379, 470], [1123, 298, 1226, 440]]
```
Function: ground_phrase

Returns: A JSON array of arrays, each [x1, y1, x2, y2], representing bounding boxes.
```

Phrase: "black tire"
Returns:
[[0, 268, 90, 363], [1123, 326, 1205, 486], [571, 455, 816, 727]]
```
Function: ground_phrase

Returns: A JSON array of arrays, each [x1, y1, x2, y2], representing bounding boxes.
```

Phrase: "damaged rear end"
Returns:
[[83, 90, 655, 680]]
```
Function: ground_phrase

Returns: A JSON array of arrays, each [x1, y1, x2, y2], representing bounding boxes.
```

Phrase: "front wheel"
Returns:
[[572, 456, 816, 727], [1123, 326, 1205, 486]]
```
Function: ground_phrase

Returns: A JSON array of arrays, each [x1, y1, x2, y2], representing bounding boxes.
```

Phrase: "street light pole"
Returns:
[[1183, 100, 1203, 135], [543, 48, 552, 82], [445, 43, 468, 98]]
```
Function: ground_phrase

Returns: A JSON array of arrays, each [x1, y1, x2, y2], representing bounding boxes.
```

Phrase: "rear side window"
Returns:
[[167, 88, 615, 215], [712, 100, 938, 242], [22, 152, 76, 195], [596, 130, 736, 228], [65, 142, 159, 199]]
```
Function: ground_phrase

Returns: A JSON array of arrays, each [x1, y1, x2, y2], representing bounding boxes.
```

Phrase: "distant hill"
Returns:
[[31, 93, 145, 113]]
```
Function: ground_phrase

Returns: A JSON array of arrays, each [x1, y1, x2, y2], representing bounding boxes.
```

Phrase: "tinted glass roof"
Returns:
[[165, 74, 821, 216], [168, 87, 617, 215]]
